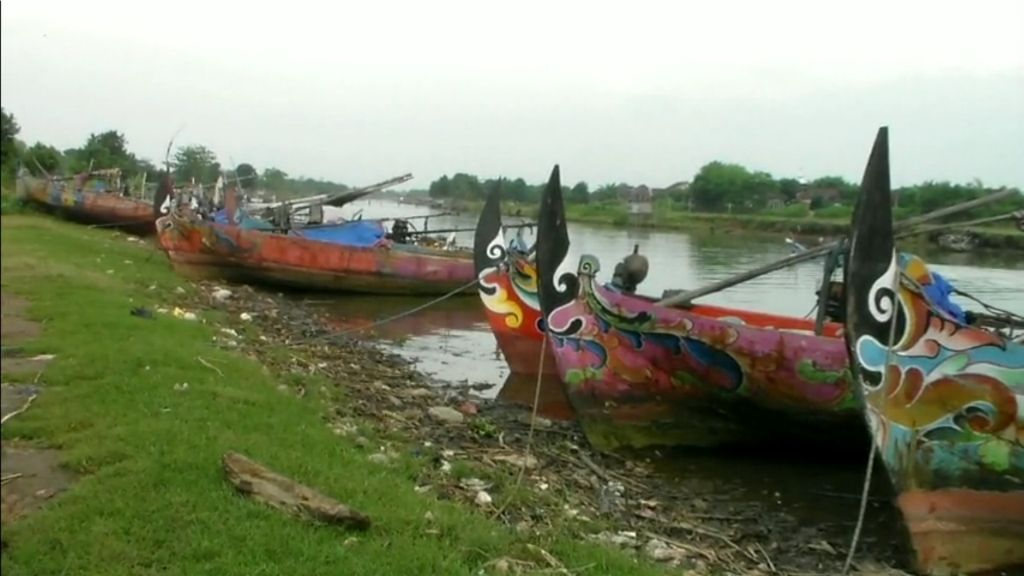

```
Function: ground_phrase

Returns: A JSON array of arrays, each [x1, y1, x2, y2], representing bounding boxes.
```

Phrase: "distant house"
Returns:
[[765, 193, 787, 210], [796, 186, 842, 205], [626, 185, 653, 214]]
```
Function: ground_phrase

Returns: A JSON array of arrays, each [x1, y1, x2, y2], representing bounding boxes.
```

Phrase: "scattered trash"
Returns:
[[211, 288, 232, 302], [172, 307, 198, 321], [219, 328, 239, 338], [492, 453, 539, 469], [130, 307, 155, 319], [239, 312, 253, 322], [474, 490, 492, 507], [367, 453, 390, 465], [173, 382, 189, 391], [427, 406, 464, 424]]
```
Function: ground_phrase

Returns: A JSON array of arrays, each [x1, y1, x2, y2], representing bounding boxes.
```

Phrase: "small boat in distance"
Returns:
[[18, 168, 156, 236], [844, 127, 1024, 575]]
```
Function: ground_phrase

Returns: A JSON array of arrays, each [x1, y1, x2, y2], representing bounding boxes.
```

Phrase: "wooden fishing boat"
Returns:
[[534, 165, 863, 451], [844, 128, 1024, 575], [155, 207, 478, 296], [18, 169, 156, 236], [473, 186, 557, 376]]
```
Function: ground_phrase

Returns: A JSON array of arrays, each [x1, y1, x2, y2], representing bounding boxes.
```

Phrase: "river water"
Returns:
[[315, 198, 1022, 398], [304, 199, 1022, 565]]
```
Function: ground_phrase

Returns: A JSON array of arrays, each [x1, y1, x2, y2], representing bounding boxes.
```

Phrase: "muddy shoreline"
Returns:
[[182, 281, 912, 575]]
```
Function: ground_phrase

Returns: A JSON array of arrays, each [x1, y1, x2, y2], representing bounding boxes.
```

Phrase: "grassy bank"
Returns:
[[451, 198, 1023, 251], [0, 215, 661, 575]]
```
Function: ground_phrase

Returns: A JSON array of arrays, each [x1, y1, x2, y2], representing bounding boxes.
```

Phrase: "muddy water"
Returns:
[[306, 199, 1023, 564]]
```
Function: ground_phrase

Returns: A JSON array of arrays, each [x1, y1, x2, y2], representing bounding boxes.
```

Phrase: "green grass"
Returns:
[[0, 214, 663, 576]]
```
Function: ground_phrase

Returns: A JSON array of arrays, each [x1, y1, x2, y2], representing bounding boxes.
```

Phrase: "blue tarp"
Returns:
[[290, 220, 387, 247], [897, 253, 966, 323]]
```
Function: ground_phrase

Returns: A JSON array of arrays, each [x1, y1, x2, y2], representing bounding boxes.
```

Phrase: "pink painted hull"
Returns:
[[545, 261, 861, 451]]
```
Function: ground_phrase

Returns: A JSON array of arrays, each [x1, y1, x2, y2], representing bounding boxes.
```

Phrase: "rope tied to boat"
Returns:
[[490, 332, 547, 520], [841, 266, 901, 575], [288, 278, 480, 345]]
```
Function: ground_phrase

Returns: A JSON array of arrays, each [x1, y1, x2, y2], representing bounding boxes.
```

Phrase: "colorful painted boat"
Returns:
[[473, 186, 557, 376], [155, 208, 478, 296], [844, 127, 1024, 575], [534, 165, 863, 451], [18, 169, 156, 236]]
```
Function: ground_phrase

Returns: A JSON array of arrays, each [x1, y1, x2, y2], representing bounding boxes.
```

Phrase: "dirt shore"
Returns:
[[177, 281, 912, 576]]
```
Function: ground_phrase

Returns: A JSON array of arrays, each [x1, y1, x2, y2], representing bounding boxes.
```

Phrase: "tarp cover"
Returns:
[[290, 220, 388, 247]]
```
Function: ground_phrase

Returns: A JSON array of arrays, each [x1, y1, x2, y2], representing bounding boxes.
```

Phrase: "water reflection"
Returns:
[[302, 198, 1019, 572], [494, 373, 575, 422], [318, 198, 1021, 388]]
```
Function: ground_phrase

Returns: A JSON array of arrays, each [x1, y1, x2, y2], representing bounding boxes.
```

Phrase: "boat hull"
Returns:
[[532, 165, 862, 451], [21, 178, 155, 236], [897, 488, 1024, 575], [546, 272, 862, 451], [156, 214, 477, 296], [844, 128, 1024, 575], [472, 186, 557, 376], [478, 262, 558, 376]]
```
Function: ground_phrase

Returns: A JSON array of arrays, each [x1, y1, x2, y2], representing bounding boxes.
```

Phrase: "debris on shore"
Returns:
[[185, 281, 910, 576]]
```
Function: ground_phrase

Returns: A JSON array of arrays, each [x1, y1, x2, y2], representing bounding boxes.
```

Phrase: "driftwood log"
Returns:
[[222, 451, 371, 530]]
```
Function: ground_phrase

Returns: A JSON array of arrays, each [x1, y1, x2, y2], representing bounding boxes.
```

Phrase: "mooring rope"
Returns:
[[289, 278, 480, 345], [842, 267, 901, 575], [87, 218, 155, 229], [491, 332, 547, 520]]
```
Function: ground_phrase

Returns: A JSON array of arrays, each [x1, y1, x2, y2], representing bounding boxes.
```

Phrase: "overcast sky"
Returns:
[[2, 0, 1022, 189]]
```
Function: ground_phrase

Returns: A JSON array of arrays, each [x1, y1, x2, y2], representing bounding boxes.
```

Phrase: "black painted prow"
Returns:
[[473, 182, 504, 276], [152, 171, 174, 220], [535, 165, 580, 326], [843, 126, 902, 386]]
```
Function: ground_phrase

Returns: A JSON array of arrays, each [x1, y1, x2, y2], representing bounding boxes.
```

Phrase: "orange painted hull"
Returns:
[[898, 489, 1024, 575], [155, 213, 477, 296], [21, 178, 155, 236]]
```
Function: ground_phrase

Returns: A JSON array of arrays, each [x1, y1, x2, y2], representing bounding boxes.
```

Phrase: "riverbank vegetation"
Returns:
[[1, 214, 673, 575], [425, 166, 1021, 230], [3, 105, 1020, 241], [1, 108, 351, 201]]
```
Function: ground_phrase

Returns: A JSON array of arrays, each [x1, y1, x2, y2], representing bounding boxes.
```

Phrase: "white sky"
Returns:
[[2, 0, 1022, 188]]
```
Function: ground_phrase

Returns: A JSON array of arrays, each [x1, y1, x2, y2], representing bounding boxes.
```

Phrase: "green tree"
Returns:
[[235, 162, 258, 189], [1, 108, 20, 174], [812, 175, 858, 205], [591, 183, 622, 202], [67, 130, 140, 175], [568, 181, 590, 204], [23, 142, 63, 175], [448, 173, 484, 200], [428, 175, 451, 199], [261, 167, 289, 192], [174, 145, 220, 182], [778, 178, 800, 202], [505, 178, 529, 202], [689, 162, 757, 212]]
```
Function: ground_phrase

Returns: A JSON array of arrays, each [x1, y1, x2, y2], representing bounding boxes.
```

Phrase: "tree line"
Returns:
[[426, 160, 1023, 220], [0, 108, 348, 199], [4, 107, 1019, 219]]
